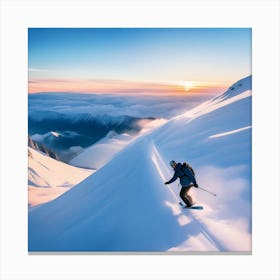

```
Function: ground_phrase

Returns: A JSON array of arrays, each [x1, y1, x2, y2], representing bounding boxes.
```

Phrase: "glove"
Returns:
[[194, 183, 199, 188]]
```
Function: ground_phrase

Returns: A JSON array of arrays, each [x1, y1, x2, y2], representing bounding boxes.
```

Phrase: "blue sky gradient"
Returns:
[[28, 28, 251, 94]]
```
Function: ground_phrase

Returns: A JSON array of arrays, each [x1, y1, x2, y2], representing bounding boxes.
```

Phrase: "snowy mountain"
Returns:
[[70, 119, 167, 169], [28, 148, 93, 207], [28, 135, 60, 160], [70, 131, 134, 169], [29, 76, 252, 252], [29, 113, 156, 162]]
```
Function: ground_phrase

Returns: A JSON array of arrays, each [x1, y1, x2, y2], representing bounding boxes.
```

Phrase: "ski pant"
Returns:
[[180, 185, 193, 207]]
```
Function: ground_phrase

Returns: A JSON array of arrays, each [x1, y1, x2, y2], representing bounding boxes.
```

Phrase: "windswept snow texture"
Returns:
[[29, 76, 252, 252]]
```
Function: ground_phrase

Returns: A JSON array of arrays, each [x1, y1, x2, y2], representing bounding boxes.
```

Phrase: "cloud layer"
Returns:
[[29, 92, 208, 119], [28, 93, 212, 161]]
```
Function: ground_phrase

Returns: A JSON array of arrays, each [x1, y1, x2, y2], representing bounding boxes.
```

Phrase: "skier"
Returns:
[[165, 160, 199, 208]]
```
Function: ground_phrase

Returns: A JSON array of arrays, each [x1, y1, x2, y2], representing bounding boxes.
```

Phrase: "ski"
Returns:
[[179, 202, 203, 210]]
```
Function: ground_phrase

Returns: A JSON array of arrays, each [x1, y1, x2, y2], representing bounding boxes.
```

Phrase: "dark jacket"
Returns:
[[166, 162, 197, 187]]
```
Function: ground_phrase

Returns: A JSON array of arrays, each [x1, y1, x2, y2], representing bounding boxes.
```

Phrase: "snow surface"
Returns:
[[29, 76, 252, 252], [28, 148, 93, 207]]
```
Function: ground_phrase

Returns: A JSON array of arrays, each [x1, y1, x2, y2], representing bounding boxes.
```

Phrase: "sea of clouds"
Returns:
[[28, 92, 208, 120], [28, 93, 211, 161]]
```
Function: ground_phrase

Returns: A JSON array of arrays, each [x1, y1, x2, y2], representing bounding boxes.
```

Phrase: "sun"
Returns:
[[178, 80, 196, 92]]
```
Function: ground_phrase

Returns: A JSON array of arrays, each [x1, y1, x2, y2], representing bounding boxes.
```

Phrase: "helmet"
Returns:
[[169, 160, 176, 167]]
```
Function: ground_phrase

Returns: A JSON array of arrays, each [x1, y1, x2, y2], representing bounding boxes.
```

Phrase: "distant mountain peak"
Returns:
[[219, 75, 252, 100], [28, 135, 60, 161], [50, 131, 60, 138]]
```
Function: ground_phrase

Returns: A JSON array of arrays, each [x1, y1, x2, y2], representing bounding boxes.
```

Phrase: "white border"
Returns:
[[0, 0, 279, 279]]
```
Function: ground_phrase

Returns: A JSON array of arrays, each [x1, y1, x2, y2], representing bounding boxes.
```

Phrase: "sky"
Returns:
[[28, 28, 251, 95]]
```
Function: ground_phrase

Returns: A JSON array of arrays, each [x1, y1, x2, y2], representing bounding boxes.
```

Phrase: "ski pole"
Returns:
[[198, 186, 217, 197]]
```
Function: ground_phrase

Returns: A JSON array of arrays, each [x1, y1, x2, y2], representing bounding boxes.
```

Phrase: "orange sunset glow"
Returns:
[[28, 78, 227, 96]]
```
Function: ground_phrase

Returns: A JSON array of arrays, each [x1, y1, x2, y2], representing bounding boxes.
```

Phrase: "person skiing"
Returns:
[[165, 160, 199, 208]]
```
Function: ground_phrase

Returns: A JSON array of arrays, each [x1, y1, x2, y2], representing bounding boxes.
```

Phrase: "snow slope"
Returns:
[[28, 148, 93, 206], [29, 76, 252, 252]]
